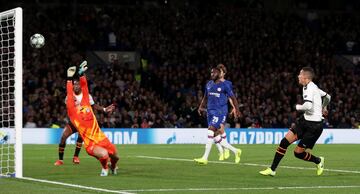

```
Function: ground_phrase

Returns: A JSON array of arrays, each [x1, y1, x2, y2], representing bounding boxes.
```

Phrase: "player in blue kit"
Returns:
[[194, 67, 242, 165], [215, 64, 240, 161]]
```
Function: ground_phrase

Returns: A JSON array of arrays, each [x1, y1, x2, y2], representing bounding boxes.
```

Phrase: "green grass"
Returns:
[[1, 144, 360, 194]]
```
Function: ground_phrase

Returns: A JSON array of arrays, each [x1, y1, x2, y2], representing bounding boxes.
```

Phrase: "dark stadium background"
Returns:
[[4, 0, 360, 129]]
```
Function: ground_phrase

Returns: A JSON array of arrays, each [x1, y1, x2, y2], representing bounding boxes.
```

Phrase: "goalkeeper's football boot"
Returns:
[[194, 158, 208, 165], [72, 156, 80, 164], [317, 157, 325, 176], [224, 149, 230, 160], [108, 162, 118, 175], [259, 168, 276, 176], [218, 153, 225, 161], [100, 168, 109, 176], [54, 160, 64, 166], [111, 166, 118, 175], [235, 149, 242, 164]]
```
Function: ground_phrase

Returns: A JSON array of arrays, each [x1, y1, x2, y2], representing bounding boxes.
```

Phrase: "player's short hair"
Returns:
[[217, 64, 227, 74], [301, 66, 315, 80], [212, 66, 221, 72]]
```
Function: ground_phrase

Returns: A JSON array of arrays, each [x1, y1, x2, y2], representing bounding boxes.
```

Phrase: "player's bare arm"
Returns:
[[229, 98, 242, 119], [320, 89, 331, 117], [229, 96, 240, 119], [93, 104, 115, 113], [198, 95, 207, 116]]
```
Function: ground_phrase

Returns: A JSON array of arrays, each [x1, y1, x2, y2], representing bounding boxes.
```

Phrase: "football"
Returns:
[[30, 33, 45, 48]]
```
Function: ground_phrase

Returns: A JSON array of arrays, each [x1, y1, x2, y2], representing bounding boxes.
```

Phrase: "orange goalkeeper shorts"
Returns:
[[86, 138, 116, 157]]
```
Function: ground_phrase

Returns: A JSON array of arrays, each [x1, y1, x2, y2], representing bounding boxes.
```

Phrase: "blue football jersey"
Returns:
[[204, 80, 234, 115]]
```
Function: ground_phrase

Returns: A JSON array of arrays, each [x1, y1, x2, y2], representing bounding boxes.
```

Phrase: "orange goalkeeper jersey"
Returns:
[[66, 76, 107, 147]]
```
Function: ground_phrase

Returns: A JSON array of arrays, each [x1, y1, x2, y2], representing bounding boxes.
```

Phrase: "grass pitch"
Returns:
[[1, 144, 360, 194]]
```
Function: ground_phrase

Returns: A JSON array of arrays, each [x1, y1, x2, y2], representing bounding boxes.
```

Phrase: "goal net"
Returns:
[[0, 8, 22, 178]]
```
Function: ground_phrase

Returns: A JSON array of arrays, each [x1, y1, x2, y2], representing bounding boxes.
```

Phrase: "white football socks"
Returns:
[[202, 130, 214, 160], [214, 135, 224, 155], [219, 133, 237, 154]]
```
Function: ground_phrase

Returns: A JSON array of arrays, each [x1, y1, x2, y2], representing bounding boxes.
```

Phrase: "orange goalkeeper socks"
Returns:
[[98, 155, 109, 169]]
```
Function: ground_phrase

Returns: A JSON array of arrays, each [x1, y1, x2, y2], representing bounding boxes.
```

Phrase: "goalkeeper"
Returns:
[[54, 78, 115, 166], [65, 61, 119, 176]]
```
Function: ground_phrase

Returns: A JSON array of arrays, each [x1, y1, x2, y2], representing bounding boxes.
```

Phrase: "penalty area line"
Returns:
[[136, 155, 360, 174], [20, 177, 135, 194]]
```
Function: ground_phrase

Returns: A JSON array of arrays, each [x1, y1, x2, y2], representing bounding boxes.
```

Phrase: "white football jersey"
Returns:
[[302, 81, 325, 122], [65, 93, 95, 106]]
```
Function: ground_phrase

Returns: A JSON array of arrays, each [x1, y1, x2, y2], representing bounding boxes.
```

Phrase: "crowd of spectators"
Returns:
[[21, 3, 360, 129]]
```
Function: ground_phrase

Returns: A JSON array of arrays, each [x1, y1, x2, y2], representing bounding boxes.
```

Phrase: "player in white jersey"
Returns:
[[54, 79, 115, 166], [260, 67, 331, 176]]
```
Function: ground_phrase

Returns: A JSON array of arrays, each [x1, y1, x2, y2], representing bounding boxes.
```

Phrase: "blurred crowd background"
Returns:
[[6, 0, 359, 128]]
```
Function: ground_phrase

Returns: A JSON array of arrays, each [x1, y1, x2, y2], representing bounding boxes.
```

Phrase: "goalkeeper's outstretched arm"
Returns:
[[78, 61, 90, 103], [79, 76, 90, 101], [66, 66, 77, 117]]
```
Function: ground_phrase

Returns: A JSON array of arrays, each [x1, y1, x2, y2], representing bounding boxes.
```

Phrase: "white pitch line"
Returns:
[[136, 155, 360, 174], [20, 177, 135, 194], [120, 185, 360, 193]]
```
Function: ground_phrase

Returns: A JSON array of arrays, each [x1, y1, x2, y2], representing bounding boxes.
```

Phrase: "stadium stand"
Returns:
[[18, 2, 359, 128]]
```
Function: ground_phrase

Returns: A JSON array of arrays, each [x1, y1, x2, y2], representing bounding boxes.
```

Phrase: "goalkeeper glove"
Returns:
[[78, 61, 88, 76], [67, 66, 77, 80]]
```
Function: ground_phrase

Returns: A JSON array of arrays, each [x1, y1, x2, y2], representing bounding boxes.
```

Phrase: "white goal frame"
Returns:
[[0, 7, 22, 178]]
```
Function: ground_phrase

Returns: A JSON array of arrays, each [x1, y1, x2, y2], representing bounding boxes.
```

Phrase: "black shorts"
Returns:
[[290, 115, 323, 149]]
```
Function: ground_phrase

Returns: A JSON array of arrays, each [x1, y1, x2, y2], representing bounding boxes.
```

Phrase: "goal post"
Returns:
[[0, 7, 22, 178]]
